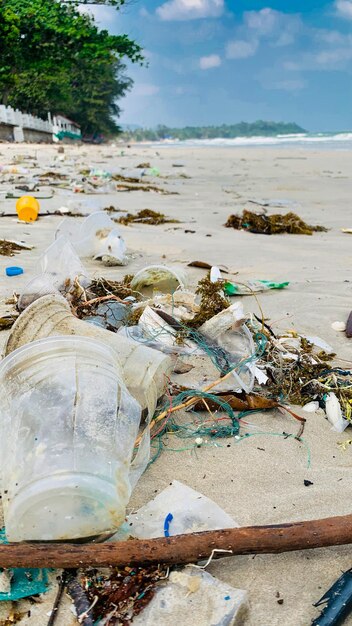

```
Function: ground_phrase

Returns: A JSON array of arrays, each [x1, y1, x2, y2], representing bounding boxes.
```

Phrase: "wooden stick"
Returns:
[[0, 514, 351, 569]]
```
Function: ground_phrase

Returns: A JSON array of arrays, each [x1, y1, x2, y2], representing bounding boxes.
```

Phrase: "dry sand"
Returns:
[[0, 142, 351, 625]]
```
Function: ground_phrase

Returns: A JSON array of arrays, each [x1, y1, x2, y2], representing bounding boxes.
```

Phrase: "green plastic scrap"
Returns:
[[0, 529, 49, 601], [224, 280, 289, 296]]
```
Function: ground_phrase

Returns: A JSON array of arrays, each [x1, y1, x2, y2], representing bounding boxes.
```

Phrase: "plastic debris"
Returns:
[[56, 211, 127, 266], [0, 529, 49, 601], [5, 266, 24, 277], [224, 279, 289, 296], [325, 392, 349, 433], [0, 336, 142, 541], [331, 321, 346, 332], [132, 569, 248, 626], [312, 568, 352, 626], [16, 195, 40, 222], [130, 265, 187, 294], [125, 480, 238, 540]]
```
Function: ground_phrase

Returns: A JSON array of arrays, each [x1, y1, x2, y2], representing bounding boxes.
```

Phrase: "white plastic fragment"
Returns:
[[331, 321, 346, 332], [126, 480, 238, 539], [325, 392, 349, 433], [210, 266, 222, 283], [302, 401, 320, 413]]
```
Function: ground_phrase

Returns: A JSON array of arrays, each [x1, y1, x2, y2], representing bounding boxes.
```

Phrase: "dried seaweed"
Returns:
[[225, 210, 327, 235], [186, 276, 229, 329], [0, 240, 29, 257], [80, 565, 168, 626], [136, 162, 151, 168], [0, 610, 28, 626], [112, 175, 177, 195], [116, 209, 179, 226]]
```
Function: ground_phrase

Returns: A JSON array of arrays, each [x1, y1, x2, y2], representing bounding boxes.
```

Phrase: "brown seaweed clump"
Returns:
[[117, 209, 179, 226], [89, 275, 136, 300], [186, 276, 229, 328], [80, 565, 168, 626], [225, 210, 327, 235], [0, 240, 28, 256]]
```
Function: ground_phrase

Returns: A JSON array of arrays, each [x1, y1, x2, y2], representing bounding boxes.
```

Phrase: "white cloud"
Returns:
[[226, 39, 258, 59], [244, 8, 301, 46], [199, 54, 221, 69], [156, 0, 224, 21], [133, 83, 160, 96], [245, 7, 279, 35], [335, 0, 352, 19]]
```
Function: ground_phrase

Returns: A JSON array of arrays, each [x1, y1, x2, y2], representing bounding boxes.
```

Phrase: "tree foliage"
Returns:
[[122, 121, 306, 142], [0, 0, 143, 135]]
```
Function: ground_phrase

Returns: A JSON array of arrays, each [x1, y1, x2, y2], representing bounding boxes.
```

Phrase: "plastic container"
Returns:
[[0, 336, 141, 542], [5, 294, 173, 416], [130, 265, 187, 296], [16, 196, 40, 222], [55, 212, 126, 265]]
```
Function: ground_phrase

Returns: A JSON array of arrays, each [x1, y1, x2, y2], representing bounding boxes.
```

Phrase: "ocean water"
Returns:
[[152, 132, 352, 149]]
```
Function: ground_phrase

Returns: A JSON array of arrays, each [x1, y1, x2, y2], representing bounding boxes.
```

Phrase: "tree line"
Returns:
[[0, 0, 142, 136], [122, 121, 306, 142]]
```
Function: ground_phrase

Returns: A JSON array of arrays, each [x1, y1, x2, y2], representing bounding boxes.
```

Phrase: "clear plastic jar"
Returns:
[[0, 336, 141, 542]]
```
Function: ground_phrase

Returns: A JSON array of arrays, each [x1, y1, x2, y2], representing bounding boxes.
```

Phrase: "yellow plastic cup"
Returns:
[[16, 196, 40, 222]]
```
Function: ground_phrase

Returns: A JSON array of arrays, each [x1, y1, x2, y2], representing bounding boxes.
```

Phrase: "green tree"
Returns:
[[0, 0, 143, 135]]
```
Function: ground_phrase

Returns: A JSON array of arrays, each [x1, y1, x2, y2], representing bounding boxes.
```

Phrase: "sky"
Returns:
[[82, 0, 352, 131]]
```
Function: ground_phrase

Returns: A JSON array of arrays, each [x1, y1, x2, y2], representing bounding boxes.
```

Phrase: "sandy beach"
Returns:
[[0, 142, 351, 625]]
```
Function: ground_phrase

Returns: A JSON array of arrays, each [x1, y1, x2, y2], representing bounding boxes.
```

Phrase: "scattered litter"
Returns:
[[225, 210, 327, 235], [341, 228, 352, 234], [5, 266, 24, 277], [312, 567, 352, 626], [304, 479, 314, 487]]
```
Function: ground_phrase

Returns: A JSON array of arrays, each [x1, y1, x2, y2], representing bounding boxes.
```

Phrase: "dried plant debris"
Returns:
[[136, 162, 151, 168], [186, 276, 229, 328], [0, 239, 32, 256], [79, 565, 168, 626], [88, 276, 136, 300], [225, 210, 327, 235], [0, 313, 18, 331], [116, 209, 179, 226], [113, 175, 177, 195]]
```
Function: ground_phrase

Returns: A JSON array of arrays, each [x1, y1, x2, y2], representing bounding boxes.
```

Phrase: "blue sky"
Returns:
[[84, 0, 352, 131]]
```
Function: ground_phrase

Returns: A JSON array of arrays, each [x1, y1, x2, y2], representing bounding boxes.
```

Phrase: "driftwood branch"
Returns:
[[0, 514, 351, 569]]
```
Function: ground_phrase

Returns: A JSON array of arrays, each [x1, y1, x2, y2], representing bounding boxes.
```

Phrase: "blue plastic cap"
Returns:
[[5, 266, 24, 277]]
